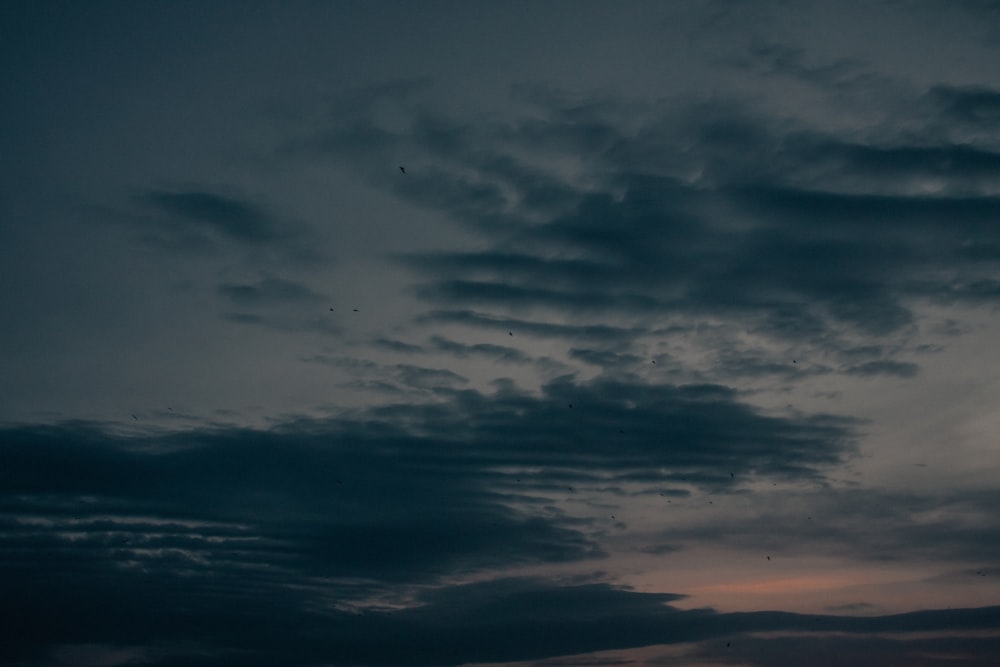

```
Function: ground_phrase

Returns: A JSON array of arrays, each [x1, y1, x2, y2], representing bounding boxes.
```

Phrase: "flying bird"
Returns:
[[399, 166, 406, 174]]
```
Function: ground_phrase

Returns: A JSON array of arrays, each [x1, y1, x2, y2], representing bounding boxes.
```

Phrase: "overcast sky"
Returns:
[[3, 1, 1000, 666]]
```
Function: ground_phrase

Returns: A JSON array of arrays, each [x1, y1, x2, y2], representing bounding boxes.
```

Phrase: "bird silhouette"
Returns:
[[399, 166, 406, 174]]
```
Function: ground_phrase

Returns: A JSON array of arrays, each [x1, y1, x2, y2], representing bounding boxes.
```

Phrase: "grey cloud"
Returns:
[[844, 360, 920, 378], [429, 335, 533, 363], [420, 309, 645, 343], [392, 363, 468, 390], [372, 338, 426, 354], [655, 486, 1000, 567]]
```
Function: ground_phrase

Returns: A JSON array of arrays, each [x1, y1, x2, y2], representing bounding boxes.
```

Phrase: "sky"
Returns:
[[2, 1, 1000, 665]]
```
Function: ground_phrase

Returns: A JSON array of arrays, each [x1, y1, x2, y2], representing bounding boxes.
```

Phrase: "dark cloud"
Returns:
[[217, 275, 326, 308], [126, 189, 324, 265], [420, 309, 644, 343], [0, 375, 860, 654], [6, 540, 1000, 667], [429, 335, 533, 364], [0, 376, 857, 644], [140, 190, 289, 244], [372, 337, 426, 354], [927, 85, 1000, 132], [287, 84, 1000, 381], [694, 629, 1000, 667], [729, 41, 864, 88]]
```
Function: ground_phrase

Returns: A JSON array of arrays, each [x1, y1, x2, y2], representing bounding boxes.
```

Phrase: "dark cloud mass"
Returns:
[[0, 379, 859, 663]]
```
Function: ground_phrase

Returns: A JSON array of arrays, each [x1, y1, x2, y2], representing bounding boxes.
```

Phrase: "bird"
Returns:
[[399, 166, 406, 174], [508, 331, 513, 336], [651, 359, 656, 364], [353, 308, 359, 312], [766, 556, 771, 560], [329, 307, 334, 312], [726, 642, 731, 648], [131, 414, 137, 420], [730, 472, 734, 478], [568, 403, 573, 409]]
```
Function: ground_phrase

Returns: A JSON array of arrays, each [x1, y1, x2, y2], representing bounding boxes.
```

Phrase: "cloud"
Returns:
[[140, 190, 288, 244], [428, 335, 533, 364], [844, 360, 920, 378], [125, 188, 324, 265], [282, 81, 1000, 387], [927, 85, 1000, 133], [217, 275, 326, 308], [0, 375, 858, 598]]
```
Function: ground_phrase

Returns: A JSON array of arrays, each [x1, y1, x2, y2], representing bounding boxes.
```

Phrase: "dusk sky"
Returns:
[[3, 1, 1000, 665]]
